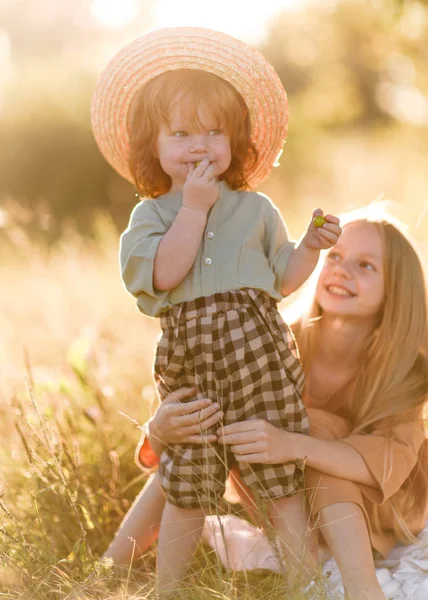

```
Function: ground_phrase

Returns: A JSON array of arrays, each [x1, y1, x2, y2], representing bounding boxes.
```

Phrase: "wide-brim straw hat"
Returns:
[[91, 27, 288, 189]]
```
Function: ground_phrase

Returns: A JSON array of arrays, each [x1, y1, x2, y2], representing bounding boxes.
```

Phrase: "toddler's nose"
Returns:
[[189, 134, 209, 153]]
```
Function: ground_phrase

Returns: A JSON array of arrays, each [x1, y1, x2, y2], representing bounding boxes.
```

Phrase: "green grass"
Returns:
[[0, 369, 334, 599], [0, 213, 348, 599]]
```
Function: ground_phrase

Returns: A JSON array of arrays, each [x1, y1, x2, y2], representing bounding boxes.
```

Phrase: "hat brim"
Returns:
[[91, 27, 288, 189]]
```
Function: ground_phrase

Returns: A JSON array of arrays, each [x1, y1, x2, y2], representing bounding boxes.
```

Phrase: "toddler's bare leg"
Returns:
[[157, 501, 205, 599], [267, 492, 319, 583], [103, 472, 165, 565], [318, 502, 385, 600]]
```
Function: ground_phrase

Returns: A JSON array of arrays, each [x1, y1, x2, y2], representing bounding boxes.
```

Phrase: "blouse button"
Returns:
[[204, 257, 213, 266], [206, 231, 214, 239]]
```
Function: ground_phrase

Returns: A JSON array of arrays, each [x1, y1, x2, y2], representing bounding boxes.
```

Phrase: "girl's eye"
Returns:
[[172, 131, 187, 137], [360, 261, 375, 271], [208, 129, 222, 136], [327, 252, 340, 261]]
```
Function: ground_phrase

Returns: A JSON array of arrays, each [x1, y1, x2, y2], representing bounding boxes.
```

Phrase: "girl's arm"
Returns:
[[217, 420, 379, 489], [298, 435, 379, 488]]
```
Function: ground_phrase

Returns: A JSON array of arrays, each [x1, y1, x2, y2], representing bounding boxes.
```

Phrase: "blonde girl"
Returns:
[[105, 211, 428, 600], [91, 27, 341, 597]]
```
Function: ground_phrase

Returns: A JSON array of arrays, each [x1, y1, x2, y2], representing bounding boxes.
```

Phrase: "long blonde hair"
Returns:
[[294, 212, 428, 543]]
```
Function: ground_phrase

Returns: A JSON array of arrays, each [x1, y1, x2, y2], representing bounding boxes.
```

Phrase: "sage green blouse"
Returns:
[[120, 182, 295, 317]]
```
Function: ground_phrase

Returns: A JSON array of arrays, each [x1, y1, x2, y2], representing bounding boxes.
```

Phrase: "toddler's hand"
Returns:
[[183, 159, 220, 214], [303, 208, 341, 251]]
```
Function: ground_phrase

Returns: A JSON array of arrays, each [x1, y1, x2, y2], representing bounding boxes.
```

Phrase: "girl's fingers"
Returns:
[[166, 395, 215, 417], [235, 453, 262, 463], [195, 409, 224, 432], [219, 430, 258, 445], [162, 387, 197, 405], [231, 442, 262, 455], [178, 402, 221, 426], [217, 420, 260, 437], [180, 410, 223, 436], [183, 434, 218, 444], [198, 410, 224, 431]]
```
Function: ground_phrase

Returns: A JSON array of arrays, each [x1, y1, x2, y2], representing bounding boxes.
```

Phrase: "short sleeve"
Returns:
[[135, 425, 160, 472], [342, 420, 426, 504], [261, 197, 295, 295], [120, 200, 169, 316]]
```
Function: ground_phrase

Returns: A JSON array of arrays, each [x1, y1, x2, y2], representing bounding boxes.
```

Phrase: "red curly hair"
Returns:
[[127, 69, 258, 198]]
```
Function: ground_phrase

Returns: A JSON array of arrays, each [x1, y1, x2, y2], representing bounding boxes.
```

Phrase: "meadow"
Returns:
[[1, 201, 427, 600], [1, 2, 428, 595], [0, 212, 336, 600]]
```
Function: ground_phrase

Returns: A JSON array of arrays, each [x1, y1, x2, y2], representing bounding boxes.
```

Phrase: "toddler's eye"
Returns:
[[327, 251, 340, 261], [172, 131, 187, 137], [208, 129, 222, 136]]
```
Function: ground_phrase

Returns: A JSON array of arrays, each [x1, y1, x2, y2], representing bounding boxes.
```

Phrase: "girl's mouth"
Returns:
[[325, 285, 355, 297]]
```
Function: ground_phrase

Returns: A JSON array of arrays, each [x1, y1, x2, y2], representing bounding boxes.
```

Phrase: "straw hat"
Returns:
[[91, 27, 288, 189]]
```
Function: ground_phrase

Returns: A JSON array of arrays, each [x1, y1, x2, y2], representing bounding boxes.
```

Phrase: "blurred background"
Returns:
[[1, 0, 428, 404], [1, 4, 428, 592]]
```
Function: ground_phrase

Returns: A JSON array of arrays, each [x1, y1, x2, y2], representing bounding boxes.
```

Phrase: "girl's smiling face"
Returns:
[[156, 102, 232, 191], [316, 222, 385, 319]]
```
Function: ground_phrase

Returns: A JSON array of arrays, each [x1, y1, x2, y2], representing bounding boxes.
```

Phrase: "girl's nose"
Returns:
[[333, 261, 352, 278]]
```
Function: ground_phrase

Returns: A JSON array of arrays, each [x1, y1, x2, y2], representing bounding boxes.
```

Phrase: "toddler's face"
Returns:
[[156, 103, 232, 191]]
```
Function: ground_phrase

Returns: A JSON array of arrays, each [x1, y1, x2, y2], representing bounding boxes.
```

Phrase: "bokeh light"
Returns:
[[151, 0, 311, 43], [91, 0, 138, 29], [0, 0, 428, 378]]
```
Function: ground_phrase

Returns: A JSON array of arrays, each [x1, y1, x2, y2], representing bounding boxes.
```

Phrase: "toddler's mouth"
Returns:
[[192, 159, 211, 166]]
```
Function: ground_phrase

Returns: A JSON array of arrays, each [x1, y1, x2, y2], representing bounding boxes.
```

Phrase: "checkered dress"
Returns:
[[155, 289, 308, 509]]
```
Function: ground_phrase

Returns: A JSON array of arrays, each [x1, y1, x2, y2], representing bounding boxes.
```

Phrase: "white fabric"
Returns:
[[201, 515, 428, 599]]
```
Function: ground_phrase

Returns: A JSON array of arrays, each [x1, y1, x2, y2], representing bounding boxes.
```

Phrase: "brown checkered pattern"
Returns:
[[154, 289, 308, 509]]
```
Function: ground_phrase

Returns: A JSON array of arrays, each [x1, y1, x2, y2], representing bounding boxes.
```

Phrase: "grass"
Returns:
[[0, 212, 339, 599], [3, 205, 426, 599], [0, 371, 331, 600]]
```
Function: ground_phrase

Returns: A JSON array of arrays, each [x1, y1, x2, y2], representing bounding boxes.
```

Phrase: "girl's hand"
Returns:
[[183, 159, 220, 214], [302, 208, 342, 251], [148, 387, 223, 447], [217, 419, 306, 464]]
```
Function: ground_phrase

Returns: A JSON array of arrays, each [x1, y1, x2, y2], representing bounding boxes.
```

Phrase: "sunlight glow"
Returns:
[[150, 0, 309, 44], [91, 0, 138, 29]]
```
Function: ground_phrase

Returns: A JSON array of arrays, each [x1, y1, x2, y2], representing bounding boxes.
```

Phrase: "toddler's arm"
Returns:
[[154, 160, 219, 291], [281, 243, 320, 296], [153, 207, 207, 291], [281, 209, 341, 296]]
